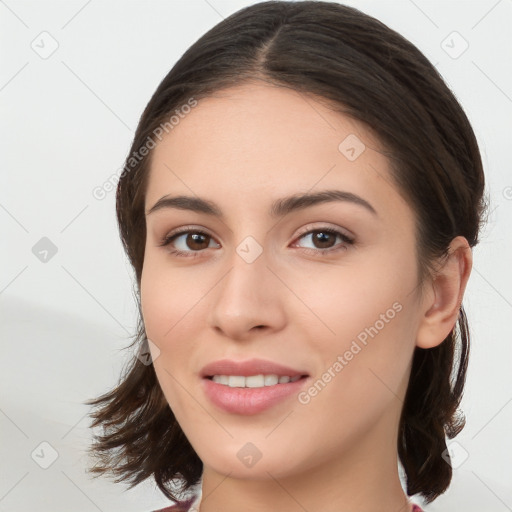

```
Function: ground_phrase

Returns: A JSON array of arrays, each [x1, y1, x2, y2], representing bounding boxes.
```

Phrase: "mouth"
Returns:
[[199, 357, 309, 382], [204, 374, 309, 388], [202, 373, 311, 415]]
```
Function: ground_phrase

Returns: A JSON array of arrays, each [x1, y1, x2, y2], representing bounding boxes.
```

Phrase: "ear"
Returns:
[[416, 236, 473, 349]]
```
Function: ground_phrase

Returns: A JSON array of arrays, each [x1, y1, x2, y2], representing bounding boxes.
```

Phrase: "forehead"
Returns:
[[152, 82, 381, 165], [145, 82, 410, 223]]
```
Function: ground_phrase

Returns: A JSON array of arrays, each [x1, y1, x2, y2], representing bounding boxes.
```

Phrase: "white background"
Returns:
[[1, 1, 511, 511]]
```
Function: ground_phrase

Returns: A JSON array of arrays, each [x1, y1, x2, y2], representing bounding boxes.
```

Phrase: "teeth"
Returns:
[[211, 374, 302, 388], [265, 375, 278, 386]]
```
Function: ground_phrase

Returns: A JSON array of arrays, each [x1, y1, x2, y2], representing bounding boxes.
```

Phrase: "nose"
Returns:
[[207, 247, 287, 341]]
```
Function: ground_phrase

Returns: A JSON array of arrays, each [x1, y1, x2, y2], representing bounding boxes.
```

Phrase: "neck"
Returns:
[[198, 403, 412, 512]]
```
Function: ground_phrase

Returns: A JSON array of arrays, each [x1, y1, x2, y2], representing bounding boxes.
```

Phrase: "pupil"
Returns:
[[315, 231, 333, 248], [188, 233, 208, 250]]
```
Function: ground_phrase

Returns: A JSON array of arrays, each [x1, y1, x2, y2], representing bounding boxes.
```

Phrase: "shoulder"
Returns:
[[152, 498, 424, 512], [152, 497, 196, 512]]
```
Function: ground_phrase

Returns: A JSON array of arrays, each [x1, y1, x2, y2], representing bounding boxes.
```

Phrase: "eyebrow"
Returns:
[[146, 189, 377, 218]]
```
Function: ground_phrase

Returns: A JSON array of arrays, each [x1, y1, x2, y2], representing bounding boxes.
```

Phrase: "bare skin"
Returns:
[[140, 82, 472, 512]]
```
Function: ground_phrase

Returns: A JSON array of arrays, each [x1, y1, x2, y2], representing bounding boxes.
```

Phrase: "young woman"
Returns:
[[86, 2, 486, 511]]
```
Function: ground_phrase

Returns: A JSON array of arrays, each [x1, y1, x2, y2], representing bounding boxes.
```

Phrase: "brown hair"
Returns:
[[85, 0, 486, 505]]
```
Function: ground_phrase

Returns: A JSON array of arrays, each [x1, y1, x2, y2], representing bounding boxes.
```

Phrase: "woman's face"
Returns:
[[141, 82, 427, 481]]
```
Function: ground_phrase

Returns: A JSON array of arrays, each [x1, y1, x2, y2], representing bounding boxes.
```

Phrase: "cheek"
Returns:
[[140, 254, 198, 342], [291, 253, 417, 345], [290, 250, 419, 401], [139, 253, 218, 387], [140, 266, 171, 343], [140, 258, 196, 415], [295, 299, 416, 452]]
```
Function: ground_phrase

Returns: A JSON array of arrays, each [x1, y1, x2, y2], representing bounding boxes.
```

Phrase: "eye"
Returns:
[[292, 226, 354, 256], [158, 227, 219, 258], [158, 225, 354, 258]]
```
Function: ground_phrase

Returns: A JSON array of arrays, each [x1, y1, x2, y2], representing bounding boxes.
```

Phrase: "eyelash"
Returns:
[[158, 225, 355, 259]]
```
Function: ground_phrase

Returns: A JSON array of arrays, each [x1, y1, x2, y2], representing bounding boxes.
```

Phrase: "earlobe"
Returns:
[[416, 236, 472, 349]]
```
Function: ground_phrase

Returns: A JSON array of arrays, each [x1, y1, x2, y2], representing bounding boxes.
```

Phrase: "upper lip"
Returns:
[[200, 358, 309, 378]]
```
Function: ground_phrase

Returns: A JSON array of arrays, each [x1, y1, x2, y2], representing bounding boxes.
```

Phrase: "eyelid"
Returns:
[[159, 224, 214, 241], [158, 222, 355, 256], [160, 223, 353, 244], [294, 222, 354, 241]]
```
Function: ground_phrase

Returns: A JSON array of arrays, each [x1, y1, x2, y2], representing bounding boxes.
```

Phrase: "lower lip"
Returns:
[[202, 376, 309, 415]]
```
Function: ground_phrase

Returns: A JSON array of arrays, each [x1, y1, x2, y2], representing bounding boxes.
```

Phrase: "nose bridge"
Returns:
[[208, 236, 285, 336], [219, 239, 270, 308]]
